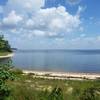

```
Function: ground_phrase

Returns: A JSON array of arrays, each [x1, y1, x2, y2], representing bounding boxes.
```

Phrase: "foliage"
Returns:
[[79, 87, 100, 100], [48, 87, 64, 100], [0, 35, 12, 52], [0, 60, 15, 100]]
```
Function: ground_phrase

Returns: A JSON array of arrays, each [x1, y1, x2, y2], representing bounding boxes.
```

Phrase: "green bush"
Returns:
[[0, 60, 15, 100], [0, 79, 11, 99], [79, 87, 100, 100], [48, 87, 64, 100]]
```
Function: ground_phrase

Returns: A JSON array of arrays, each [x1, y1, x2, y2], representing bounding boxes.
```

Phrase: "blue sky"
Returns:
[[0, 0, 100, 49]]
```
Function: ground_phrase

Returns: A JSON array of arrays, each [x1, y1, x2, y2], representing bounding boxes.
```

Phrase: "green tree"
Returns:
[[0, 35, 12, 52]]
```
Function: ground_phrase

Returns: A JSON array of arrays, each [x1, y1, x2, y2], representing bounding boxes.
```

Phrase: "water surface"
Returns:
[[10, 50, 100, 73]]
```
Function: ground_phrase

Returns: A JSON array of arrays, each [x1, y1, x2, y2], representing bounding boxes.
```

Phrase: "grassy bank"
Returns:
[[5, 72, 100, 100]]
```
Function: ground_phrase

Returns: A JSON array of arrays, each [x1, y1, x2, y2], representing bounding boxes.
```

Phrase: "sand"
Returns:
[[0, 53, 14, 59], [23, 70, 100, 80]]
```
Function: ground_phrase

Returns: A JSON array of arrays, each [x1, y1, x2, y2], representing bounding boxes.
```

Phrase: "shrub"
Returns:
[[48, 87, 64, 100], [0, 60, 15, 100], [79, 87, 98, 100]]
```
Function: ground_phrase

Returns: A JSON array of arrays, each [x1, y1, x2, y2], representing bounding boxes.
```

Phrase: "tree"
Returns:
[[0, 35, 12, 52]]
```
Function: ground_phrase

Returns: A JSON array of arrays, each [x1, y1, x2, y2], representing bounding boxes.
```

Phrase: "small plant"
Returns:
[[48, 87, 64, 100]]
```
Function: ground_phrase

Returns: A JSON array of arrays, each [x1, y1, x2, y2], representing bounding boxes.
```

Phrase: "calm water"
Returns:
[[1, 50, 100, 73]]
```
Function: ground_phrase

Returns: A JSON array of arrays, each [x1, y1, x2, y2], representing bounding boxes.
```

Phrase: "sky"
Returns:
[[0, 0, 100, 49]]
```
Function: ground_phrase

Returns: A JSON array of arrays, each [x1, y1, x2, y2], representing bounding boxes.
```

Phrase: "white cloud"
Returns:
[[49, 18, 64, 32], [33, 30, 45, 36], [3, 10, 22, 26], [26, 19, 35, 29], [25, 6, 81, 37]]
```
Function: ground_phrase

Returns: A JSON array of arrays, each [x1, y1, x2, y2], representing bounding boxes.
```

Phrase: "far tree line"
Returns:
[[0, 35, 12, 52]]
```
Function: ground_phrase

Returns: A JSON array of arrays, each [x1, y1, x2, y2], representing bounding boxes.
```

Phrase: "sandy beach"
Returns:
[[0, 53, 14, 59], [23, 70, 100, 80]]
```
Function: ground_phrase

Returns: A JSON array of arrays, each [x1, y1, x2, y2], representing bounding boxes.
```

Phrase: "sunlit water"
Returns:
[[1, 50, 100, 73]]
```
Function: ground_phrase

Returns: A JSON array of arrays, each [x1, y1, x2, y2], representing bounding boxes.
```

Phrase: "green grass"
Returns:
[[5, 73, 100, 100], [0, 52, 11, 56]]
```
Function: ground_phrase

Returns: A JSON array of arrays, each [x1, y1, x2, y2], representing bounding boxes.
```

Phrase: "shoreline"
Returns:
[[23, 70, 100, 80], [0, 53, 14, 59]]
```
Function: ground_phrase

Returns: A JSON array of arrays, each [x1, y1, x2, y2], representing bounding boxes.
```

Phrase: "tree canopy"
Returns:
[[0, 35, 12, 52]]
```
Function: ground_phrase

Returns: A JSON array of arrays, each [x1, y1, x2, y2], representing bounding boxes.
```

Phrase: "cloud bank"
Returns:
[[3, 10, 22, 26], [0, 2, 82, 37], [1, 0, 99, 49]]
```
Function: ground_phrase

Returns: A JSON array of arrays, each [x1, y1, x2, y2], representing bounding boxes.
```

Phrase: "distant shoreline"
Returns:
[[0, 53, 14, 59], [23, 70, 100, 80], [14, 49, 100, 52]]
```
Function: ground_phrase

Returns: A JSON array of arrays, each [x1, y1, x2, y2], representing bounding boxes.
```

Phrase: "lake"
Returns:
[[1, 50, 100, 73]]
